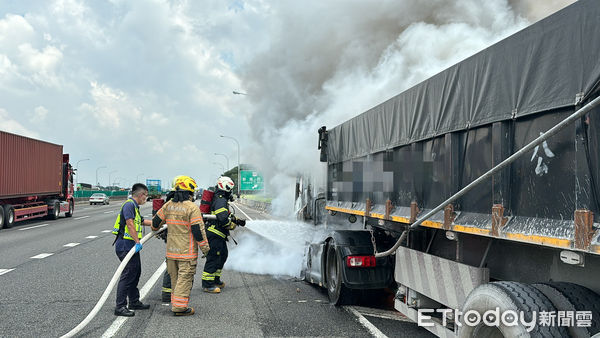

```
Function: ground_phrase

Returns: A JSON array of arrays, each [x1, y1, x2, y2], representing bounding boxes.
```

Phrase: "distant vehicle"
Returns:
[[0, 131, 75, 229], [89, 193, 109, 205]]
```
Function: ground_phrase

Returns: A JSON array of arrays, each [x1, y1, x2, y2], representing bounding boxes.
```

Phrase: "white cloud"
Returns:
[[0, 108, 39, 138], [31, 105, 48, 122], [80, 81, 141, 128], [0, 14, 35, 47]]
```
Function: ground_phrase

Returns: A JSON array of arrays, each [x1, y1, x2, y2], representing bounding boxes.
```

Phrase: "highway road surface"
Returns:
[[0, 201, 432, 337]]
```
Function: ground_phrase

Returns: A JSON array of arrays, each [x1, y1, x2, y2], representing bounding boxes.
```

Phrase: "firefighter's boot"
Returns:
[[203, 286, 221, 293], [173, 307, 195, 316]]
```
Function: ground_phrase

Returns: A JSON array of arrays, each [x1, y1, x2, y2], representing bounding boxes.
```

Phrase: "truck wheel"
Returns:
[[3, 205, 14, 229], [0, 206, 4, 229], [65, 201, 74, 217], [459, 281, 567, 338], [48, 202, 60, 220], [533, 282, 600, 337], [325, 241, 353, 305]]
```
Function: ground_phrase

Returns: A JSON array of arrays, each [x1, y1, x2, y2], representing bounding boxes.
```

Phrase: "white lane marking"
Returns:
[[31, 253, 54, 259], [232, 203, 253, 221], [345, 306, 388, 338], [18, 223, 49, 231], [0, 269, 15, 276], [102, 230, 112, 233], [82, 208, 91, 210], [104, 211, 114, 214], [64, 243, 80, 247], [102, 262, 167, 338], [75, 216, 90, 220], [85, 236, 98, 239]]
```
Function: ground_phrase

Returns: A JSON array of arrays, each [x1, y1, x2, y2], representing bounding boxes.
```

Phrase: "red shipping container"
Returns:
[[0, 130, 63, 199]]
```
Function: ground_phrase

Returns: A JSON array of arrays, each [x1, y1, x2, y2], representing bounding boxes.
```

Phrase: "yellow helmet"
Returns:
[[173, 175, 197, 192], [171, 175, 184, 190]]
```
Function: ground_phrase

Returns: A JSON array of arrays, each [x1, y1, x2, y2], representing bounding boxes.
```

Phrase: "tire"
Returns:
[[533, 282, 600, 337], [90, 202, 93, 205], [48, 202, 60, 220], [325, 240, 353, 305], [65, 201, 74, 217], [459, 281, 568, 338], [0, 206, 4, 229], [3, 205, 14, 229]]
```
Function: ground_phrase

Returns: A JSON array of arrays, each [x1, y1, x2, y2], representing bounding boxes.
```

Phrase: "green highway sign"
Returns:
[[240, 170, 264, 191]]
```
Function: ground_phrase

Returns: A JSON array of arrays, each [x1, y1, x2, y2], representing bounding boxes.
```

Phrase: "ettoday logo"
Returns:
[[417, 308, 593, 331]]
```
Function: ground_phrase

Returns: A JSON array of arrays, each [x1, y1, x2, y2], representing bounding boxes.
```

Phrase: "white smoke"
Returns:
[[225, 220, 327, 277], [237, 0, 575, 217]]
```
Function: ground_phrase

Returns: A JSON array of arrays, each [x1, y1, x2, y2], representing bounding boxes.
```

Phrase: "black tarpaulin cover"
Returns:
[[327, 0, 600, 164]]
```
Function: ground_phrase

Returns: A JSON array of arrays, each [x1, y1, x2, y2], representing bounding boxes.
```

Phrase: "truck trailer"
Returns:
[[302, 1, 600, 337], [0, 131, 75, 229]]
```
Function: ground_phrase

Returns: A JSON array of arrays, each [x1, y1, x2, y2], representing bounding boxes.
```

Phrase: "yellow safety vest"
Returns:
[[112, 199, 142, 240]]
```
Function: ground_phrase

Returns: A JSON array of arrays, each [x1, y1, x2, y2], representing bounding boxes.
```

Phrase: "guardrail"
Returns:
[[237, 197, 271, 213]]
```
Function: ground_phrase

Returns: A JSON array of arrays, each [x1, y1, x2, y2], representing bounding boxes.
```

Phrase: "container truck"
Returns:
[[301, 1, 600, 336], [0, 131, 75, 229]]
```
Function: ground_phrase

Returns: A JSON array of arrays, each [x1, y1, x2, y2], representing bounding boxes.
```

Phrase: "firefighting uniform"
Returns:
[[154, 199, 208, 312], [202, 191, 233, 288]]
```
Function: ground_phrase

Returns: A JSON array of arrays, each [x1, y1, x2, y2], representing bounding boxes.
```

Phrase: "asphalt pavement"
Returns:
[[0, 201, 433, 337]]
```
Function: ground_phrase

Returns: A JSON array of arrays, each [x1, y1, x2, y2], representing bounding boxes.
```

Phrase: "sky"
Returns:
[[0, 0, 575, 216]]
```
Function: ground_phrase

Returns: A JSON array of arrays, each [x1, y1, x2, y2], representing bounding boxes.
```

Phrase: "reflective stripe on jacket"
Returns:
[[156, 200, 206, 260], [112, 199, 142, 240], [207, 192, 232, 236]]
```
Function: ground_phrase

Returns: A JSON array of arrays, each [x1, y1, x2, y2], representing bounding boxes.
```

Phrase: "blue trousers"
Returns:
[[115, 250, 141, 308]]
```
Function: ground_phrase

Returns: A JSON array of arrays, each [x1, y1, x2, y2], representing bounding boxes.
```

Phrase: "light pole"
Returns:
[[220, 135, 240, 195], [108, 170, 118, 191], [96, 166, 107, 188], [75, 158, 90, 191], [136, 173, 145, 183], [214, 153, 230, 171], [213, 162, 225, 174]]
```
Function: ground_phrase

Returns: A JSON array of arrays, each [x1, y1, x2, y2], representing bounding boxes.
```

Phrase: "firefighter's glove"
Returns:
[[199, 241, 210, 255], [135, 243, 143, 253], [227, 222, 237, 231], [235, 218, 246, 227]]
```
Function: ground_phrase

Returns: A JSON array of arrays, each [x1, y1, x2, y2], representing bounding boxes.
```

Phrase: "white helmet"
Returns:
[[216, 176, 235, 192]]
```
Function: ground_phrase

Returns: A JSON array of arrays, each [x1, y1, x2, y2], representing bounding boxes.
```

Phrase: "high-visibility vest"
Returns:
[[112, 199, 142, 240]]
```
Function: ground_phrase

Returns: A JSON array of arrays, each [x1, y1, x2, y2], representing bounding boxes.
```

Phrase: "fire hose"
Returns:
[[61, 214, 217, 338]]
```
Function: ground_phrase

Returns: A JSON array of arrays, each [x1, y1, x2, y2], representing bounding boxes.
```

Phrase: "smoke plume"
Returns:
[[238, 0, 575, 216]]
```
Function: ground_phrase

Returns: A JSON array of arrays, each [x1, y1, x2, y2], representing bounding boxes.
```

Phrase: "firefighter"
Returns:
[[152, 175, 210, 316], [201, 176, 246, 293], [157, 176, 183, 303]]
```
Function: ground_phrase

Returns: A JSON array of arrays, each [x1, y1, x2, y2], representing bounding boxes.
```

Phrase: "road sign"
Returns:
[[240, 170, 264, 191]]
